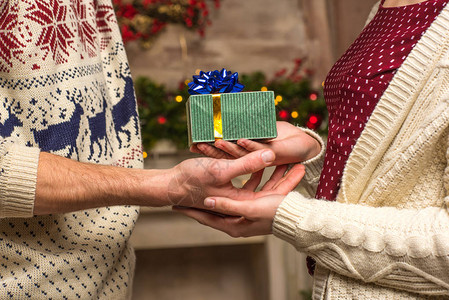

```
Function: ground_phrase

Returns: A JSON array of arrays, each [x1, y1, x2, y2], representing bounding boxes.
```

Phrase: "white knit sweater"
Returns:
[[273, 2, 449, 299]]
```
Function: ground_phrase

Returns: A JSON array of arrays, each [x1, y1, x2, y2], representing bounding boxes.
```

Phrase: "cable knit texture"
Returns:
[[273, 1, 449, 299], [0, 1, 143, 299]]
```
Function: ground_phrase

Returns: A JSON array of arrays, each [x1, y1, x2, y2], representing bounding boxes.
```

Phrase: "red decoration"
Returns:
[[178, 80, 186, 90], [185, 17, 193, 27], [294, 58, 303, 66], [274, 68, 287, 78], [121, 24, 137, 42], [121, 4, 138, 19], [272, 57, 307, 83], [309, 93, 318, 101], [305, 68, 314, 76], [306, 114, 322, 130], [279, 110, 289, 120], [158, 116, 167, 124]]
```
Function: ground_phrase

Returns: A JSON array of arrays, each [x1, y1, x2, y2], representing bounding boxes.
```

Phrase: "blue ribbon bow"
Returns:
[[188, 69, 245, 95]]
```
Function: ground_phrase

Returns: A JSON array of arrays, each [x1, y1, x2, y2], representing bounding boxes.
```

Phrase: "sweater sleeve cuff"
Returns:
[[272, 191, 316, 246], [298, 127, 325, 185], [0, 144, 40, 218]]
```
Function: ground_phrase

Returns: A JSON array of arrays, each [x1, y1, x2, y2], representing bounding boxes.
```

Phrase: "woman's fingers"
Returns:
[[261, 165, 289, 191], [197, 143, 233, 159], [215, 140, 250, 158], [242, 169, 265, 191], [237, 139, 267, 152], [190, 144, 202, 154], [193, 142, 250, 160], [271, 164, 305, 194], [194, 140, 272, 162], [243, 163, 303, 193], [172, 206, 245, 236], [201, 196, 252, 217]]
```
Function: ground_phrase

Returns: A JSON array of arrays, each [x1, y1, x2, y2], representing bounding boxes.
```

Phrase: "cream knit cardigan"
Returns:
[[272, 2, 449, 299]]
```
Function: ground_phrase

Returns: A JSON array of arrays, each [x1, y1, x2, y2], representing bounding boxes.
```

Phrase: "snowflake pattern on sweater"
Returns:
[[0, 0, 115, 71], [0, 1, 143, 299]]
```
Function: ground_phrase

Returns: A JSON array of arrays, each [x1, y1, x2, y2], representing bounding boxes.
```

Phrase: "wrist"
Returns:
[[298, 127, 324, 163], [162, 163, 207, 208], [307, 137, 322, 160], [285, 130, 322, 164], [137, 167, 175, 207]]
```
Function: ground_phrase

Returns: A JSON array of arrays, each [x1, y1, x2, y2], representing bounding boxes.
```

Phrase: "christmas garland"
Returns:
[[135, 59, 328, 152], [113, 0, 221, 47]]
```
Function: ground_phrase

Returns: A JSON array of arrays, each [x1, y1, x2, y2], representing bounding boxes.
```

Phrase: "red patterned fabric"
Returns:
[[316, 0, 448, 201], [0, 1, 116, 72]]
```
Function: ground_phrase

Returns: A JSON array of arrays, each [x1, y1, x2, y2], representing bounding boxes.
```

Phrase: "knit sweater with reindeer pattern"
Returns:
[[0, 1, 142, 299], [273, 1, 449, 299]]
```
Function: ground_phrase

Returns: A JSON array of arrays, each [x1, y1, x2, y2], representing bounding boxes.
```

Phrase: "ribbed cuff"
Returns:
[[312, 265, 330, 300], [272, 191, 316, 246], [298, 127, 325, 184], [0, 144, 40, 218]]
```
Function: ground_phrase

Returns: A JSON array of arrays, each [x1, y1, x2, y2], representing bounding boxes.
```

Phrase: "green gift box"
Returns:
[[186, 91, 277, 145]]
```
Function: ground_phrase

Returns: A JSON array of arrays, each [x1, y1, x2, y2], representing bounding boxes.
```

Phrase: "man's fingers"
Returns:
[[222, 149, 275, 180], [215, 140, 249, 158], [197, 143, 233, 159], [261, 165, 289, 191], [242, 169, 264, 191], [271, 164, 305, 194]]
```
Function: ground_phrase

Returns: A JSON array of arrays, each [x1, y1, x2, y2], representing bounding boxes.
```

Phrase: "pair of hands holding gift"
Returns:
[[173, 121, 322, 237]]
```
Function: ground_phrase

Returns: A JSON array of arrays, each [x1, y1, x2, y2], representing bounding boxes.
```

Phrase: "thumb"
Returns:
[[222, 149, 275, 180]]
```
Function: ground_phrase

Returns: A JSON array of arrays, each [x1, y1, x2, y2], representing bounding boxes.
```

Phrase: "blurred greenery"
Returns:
[[240, 71, 327, 135], [135, 76, 191, 150]]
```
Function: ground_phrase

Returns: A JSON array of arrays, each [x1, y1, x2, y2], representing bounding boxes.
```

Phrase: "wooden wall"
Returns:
[[127, 0, 310, 88], [299, 0, 379, 84], [127, 0, 379, 89], [327, 0, 380, 58]]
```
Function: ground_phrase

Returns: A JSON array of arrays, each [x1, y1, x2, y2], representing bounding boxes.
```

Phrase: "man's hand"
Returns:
[[34, 150, 305, 215], [166, 149, 306, 208], [173, 193, 287, 237], [191, 121, 321, 165]]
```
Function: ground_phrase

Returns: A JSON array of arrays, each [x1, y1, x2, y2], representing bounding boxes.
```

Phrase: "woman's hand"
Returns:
[[173, 193, 287, 237], [191, 121, 321, 166], [172, 161, 306, 237]]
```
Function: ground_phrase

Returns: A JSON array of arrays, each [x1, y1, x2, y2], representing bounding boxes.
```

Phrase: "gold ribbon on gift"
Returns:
[[212, 94, 223, 140]]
